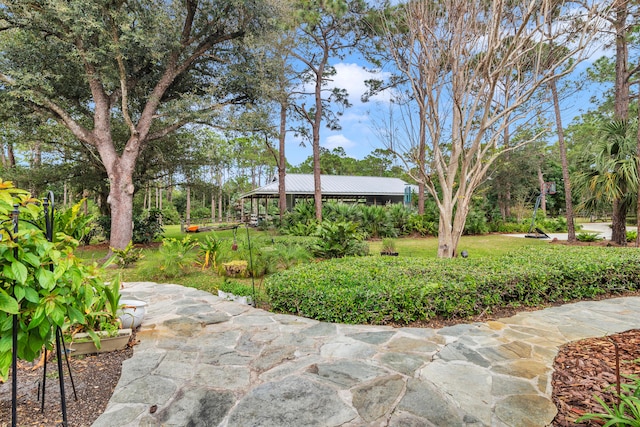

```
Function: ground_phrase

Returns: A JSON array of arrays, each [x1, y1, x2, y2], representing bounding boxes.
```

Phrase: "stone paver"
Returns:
[[92, 282, 640, 427]]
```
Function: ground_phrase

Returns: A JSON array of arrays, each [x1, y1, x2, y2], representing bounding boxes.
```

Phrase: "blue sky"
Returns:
[[283, 29, 612, 168]]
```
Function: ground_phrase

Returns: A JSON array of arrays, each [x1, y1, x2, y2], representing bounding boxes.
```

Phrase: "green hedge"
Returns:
[[264, 246, 640, 325]]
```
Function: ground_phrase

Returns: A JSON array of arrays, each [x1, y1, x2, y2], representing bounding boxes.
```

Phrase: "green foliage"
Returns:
[[138, 236, 198, 279], [627, 231, 638, 243], [132, 209, 164, 244], [265, 246, 640, 325], [463, 207, 489, 235], [381, 238, 396, 253], [311, 221, 368, 259], [218, 279, 254, 297], [407, 213, 438, 236], [50, 199, 96, 245], [161, 205, 181, 225], [361, 205, 396, 238], [198, 234, 222, 270], [111, 241, 143, 267], [577, 232, 603, 242], [0, 181, 119, 379], [577, 375, 640, 426]]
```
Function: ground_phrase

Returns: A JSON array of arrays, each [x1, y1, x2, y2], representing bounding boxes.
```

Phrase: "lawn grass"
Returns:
[[368, 234, 548, 258], [76, 228, 552, 292]]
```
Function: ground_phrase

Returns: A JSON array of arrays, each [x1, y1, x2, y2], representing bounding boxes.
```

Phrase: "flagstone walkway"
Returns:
[[91, 282, 640, 427]]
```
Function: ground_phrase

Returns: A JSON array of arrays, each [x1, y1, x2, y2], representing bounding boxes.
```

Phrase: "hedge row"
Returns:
[[264, 246, 640, 325]]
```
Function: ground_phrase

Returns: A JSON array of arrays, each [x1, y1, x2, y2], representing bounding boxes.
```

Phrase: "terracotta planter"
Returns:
[[67, 329, 132, 355]]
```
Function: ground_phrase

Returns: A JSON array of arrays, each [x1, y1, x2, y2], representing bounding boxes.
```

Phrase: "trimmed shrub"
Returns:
[[265, 246, 640, 325]]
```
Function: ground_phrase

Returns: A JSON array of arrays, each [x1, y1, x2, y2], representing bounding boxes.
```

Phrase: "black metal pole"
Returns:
[[11, 204, 19, 427], [60, 331, 78, 401], [40, 348, 48, 411], [55, 327, 68, 427], [245, 224, 256, 306]]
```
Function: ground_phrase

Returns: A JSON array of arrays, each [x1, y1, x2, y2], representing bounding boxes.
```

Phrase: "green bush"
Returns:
[[577, 375, 640, 426], [133, 209, 164, 244], [407, 213, 438, 236], [265, 246, 640, 325], [311, 221, 368, 259], [138, 236, 198, 279], [627, 231, 637, 243], [463, 207, 489, 235], [577, 232, 603, 242]]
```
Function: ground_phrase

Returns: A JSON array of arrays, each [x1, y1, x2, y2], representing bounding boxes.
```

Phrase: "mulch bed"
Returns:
[[0, 336, 135, 427], [551, 329, 640, 426]]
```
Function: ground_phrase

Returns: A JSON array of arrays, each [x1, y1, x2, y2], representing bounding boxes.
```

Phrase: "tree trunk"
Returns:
[[436, 196, 469, 258], [537, 166, 546, 214], [186, 185, 191, 227], [637, 93, 640, 247], [550, 78, 576, 242], [7, 142, 15, 167], [611, 198, 628, 245], [278, 102, 287, 220], [611, 0, 630, 245], [107, 170, 135, 250]]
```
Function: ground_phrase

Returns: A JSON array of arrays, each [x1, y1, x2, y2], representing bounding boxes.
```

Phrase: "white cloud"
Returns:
[[323, 134, 356, 151], [329, 63, 391, 107]]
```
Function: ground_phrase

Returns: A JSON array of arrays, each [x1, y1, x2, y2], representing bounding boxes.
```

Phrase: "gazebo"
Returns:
[[238, 174, 414, 220]]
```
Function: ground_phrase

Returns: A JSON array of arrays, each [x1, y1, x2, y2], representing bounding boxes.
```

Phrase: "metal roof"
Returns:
[[241, 174, 411, 197]]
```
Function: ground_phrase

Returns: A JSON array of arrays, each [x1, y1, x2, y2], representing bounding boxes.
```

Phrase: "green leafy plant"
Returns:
[[0, 181, 119, 379], [138, 236, 198, 279], [577, 232, 603, 242], [381, 238, 397, 254], [627, 231, 638, 243], [576, 375, 640, 426], [111, 241, 143, 267], [132, 208, 164, 244], [198, 234, 222, 270], [311, 221, 368, 259], [265, 246, 640, 325], [218, 279, 254, 297]]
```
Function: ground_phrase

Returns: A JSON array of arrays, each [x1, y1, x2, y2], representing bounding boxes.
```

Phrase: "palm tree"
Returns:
[[574, 120, 638, 244]]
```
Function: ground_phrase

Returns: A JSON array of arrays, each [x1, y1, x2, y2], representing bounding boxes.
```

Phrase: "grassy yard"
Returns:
[[75, 225, 551, 294]]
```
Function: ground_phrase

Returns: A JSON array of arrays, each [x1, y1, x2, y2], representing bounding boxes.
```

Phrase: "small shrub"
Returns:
[[381, 238, 397, 254], [132, 209, 164, 244], [138, 236, 197, 279], [265, 246, 640, 325], [627, 231, 638, 243], [110, 241, 143, 267], [577, 232, 603, 242], [198, 235, 222, 270], [312, 221, 367, 259], [576, 375, 640, 426], [464, 208, 489, 235], [407, 214, 438, 236]]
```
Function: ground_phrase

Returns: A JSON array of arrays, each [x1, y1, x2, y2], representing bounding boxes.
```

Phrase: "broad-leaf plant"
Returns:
[[0, 180, 119, 380]]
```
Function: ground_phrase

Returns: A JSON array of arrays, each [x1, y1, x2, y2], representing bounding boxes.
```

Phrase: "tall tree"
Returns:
[[0, 0, 276, 250], [290, 0, 369, 221], [373, 0, 600, 257]]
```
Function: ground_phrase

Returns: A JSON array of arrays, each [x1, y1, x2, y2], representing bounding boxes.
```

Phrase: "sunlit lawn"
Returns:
[[368, 234, 548, 258], [76, 224, 550, 291]]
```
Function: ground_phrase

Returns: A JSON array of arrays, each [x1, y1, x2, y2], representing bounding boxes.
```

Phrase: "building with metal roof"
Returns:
[[239, 174, 414, 216]]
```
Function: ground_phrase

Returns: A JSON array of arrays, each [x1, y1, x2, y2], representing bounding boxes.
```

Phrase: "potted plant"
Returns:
[[380, 238, 399, 256], [66, 276, 133, 355], [217, 280, 254, 305]]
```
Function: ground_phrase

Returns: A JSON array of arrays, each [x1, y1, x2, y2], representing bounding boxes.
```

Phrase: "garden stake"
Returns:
[[55, 327, 68, 426], [11, 204, 19, 427], [38, 193, 77, 420], [245, 224, 256, 306]]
